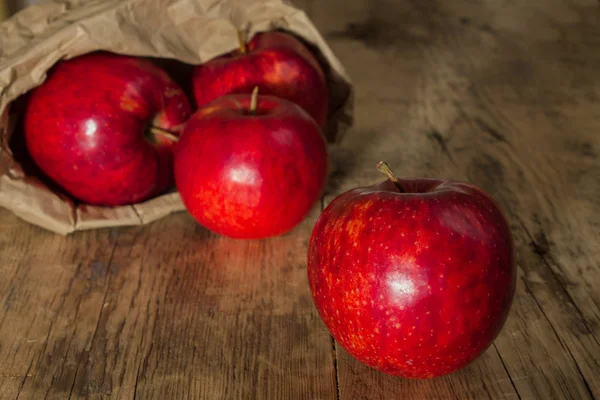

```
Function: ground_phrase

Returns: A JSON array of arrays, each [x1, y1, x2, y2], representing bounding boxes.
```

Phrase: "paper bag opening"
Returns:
[[0, 0, 354, 235]]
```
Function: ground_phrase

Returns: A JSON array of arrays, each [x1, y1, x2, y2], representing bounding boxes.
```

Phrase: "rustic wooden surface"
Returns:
[[1, 0, 600, 398]]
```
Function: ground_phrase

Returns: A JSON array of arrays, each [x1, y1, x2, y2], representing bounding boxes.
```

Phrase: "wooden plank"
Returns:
[[461, 109, 600, 399], [0, 206, 338, 399], [311, 0, 600, 398], [335, 346, 520, 400], [0, 211, 119, 400], [61, 211, 336, 399]]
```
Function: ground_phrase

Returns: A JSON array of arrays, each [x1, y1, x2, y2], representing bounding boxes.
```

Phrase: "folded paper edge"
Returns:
[[0, 0, 355, 235]]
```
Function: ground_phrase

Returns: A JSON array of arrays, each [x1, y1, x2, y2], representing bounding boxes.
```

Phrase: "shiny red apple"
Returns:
[[174, 88, 329, 239], [191, 30, 329, 127], [307, 162, 516, 379], [23, 51, 192, 206]]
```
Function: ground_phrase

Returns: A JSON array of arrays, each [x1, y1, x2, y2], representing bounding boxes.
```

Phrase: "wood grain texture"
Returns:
[[0, 220, 119, 399], [0, 207, 337, 399], [1, 0, 600, 399]]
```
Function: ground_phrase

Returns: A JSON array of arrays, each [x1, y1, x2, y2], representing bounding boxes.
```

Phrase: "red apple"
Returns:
[[174, 88, 329, 239], [23, 51, 192, 206], [307, 162, 516, 379], [191, 30, 329, 128]]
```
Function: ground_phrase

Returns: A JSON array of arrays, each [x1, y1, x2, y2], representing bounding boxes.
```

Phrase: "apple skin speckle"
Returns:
[[307, 177, 516, 379]]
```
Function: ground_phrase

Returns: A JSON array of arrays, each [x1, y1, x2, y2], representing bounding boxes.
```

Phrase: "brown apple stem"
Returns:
[[376, 161, 406, 193], [249, 86, 259, 115], [237, 29, 248, 54], [149, 126, 179, 143]]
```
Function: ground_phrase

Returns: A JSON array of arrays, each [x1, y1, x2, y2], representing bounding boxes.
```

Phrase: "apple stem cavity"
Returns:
[[237, 29, 248, 54], [376, 161, 406, 193], [148, 126, 179, 143], [249, 86, 259, 116]]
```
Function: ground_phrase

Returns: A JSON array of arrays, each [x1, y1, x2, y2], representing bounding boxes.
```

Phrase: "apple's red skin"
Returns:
[[308, 178, 516, 378], [174, 93, 329, 239], [191, 31, 329, 128], [23, 51, 192, 206]]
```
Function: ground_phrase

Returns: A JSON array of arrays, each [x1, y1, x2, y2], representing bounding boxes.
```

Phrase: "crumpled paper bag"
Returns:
[[0, 0, 354, 235]]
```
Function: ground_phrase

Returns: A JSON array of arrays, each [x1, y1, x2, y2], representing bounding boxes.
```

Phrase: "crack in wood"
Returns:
[[15, 353, 35, 399], [474, 118, 513, 147], [67, 232, 121, 400], [20, 261, 85, 400], [521, 276, 595, 399], [331, 337, 341, 400], [427, 129, 456, 165], [0, 261, 26, 331], [115, 256, 146, 400], [517, 217, 600, 348], [43, 288, 87, 400], [493, 344, 523, 400]]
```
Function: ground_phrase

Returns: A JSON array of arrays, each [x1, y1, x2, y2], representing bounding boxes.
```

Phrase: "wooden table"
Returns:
[[1, 0, 599, 398]]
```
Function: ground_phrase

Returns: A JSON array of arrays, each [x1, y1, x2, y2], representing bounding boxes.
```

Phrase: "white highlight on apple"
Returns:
[[84, 119, 97, 137], [228, 164, 259, 185], [388, 273, 416, 298], [386, 258, 425, 308]]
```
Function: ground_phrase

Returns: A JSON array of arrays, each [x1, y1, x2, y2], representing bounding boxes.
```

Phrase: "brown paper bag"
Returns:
[[0, 0, 354, 235]]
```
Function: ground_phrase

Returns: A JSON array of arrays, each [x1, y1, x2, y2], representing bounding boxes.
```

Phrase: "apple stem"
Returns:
[[250, 86, 259, 115], [237, 29, 248, 54], [376, 161, 406, 193], [149, 126, 179, 143]]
